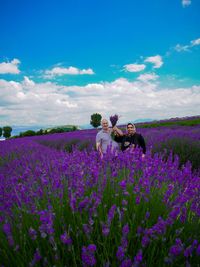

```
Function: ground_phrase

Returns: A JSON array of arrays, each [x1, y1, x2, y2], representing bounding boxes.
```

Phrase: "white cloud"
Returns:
[[174, 44, 190, 52], [44, 66, 95, 78], [124, 63, 146, 72], [0, 77, 200, 126], [0, 58, 21, 74], [137, 73, 159, 82], [144, 55, 163, 69], [182, 0, 191, 7], [174, 37, 200, 52], [191, 38, 200, 46]]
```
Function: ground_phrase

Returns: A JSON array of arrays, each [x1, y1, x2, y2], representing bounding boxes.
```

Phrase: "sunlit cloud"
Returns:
[[175, 37, 200, 52], [182, 0, 191, 7], [0, 76, 199, 126], [124, 63, 146, 72], [137, 73, 159, 82], [144, 55, 163, 69], [0, 58, 21, 74], [44, 66, 95, 78]]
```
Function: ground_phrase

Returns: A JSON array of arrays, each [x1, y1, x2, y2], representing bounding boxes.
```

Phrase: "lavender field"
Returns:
[[0, 125, 200, 266]]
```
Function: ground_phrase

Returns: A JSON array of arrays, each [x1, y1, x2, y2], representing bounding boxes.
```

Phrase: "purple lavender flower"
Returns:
[[116, 246, 125, 261], [107, 204, 117, 225], [29, 227, 37, 240], [60, 231, 72, 245], [184, 246, 193, 258], [169, 239, 183, 256], [81, 244, 97, 266], [29, 248, 42, 267], [122, 224, 129, 236], [102, 224, 110, 236], [145, 211, 150, 219], [122, 199, 128, 206], [196, 244, 200, 256], [38, 210, 54, 236], [135, 195, 141, 205], [110, 114, 119, 127], [141, 235, 150, 247], [3, 222, 11, 235], [34, 248, 42, 262], [134, 249, 143, 264], [119, 180, 127, 190], [120, 258, 132, 267]]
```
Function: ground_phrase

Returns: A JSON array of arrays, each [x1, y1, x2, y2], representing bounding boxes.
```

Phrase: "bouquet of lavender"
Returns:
[[110, 114, 119, 127]]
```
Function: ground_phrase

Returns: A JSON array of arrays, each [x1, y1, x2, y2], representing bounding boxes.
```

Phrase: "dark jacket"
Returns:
[[114, 133, 146, 154]]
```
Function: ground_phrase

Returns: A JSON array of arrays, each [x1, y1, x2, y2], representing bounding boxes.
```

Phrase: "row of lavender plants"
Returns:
[[0, 126, 200, 266], [32, 124, 200, 172]]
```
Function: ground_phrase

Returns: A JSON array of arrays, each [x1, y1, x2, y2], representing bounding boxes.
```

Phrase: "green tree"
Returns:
[[90, 113, 102, 128], [36, 129, 44, 135], [72, 126, 77, 131], [3, 126, 12, 139], [0, 127, 2, 137], [21, 130, 36, 137]]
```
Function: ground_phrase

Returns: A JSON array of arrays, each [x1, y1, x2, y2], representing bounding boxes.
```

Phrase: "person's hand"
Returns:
[[112, 125, 117, 131]]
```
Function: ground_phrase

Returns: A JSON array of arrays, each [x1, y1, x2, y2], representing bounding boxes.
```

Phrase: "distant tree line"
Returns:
[[0, 126, 12, 139], [12, 126, 78, 138]]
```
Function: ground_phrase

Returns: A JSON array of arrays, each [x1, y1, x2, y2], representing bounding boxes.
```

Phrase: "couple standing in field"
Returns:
[[96, 118, 146, 158]]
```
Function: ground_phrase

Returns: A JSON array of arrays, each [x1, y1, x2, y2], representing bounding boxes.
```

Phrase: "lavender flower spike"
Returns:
[[110, 114, 119, 127]]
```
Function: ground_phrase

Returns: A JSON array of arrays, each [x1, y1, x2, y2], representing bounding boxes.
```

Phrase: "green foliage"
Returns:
[[49, 128, 65, 134], [152, 137, 200, 171], [72, 126, 77, 131], [2, 126, 12, 138], [36, 129, 44, 135], [20, 130, 36, 137], [0, 127, 2, 137], [90, 113, 102, 128]]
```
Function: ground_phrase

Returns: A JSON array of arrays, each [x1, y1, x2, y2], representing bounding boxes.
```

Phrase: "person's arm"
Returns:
[[139, 134, 146, 157], [96, 142, 103, 158], [112, 125, 123, 136], [96, 133, 103, 158]]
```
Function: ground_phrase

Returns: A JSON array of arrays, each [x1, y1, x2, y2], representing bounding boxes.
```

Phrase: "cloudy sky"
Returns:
[[0, 0, 200, 127]]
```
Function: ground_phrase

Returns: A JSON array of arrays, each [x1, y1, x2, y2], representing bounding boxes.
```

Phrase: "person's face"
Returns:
[[127, 124, 136, 135], [101, 120, 109, 131]]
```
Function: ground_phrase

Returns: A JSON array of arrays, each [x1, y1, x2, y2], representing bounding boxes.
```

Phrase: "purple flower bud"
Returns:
[[134, 249, 143, 263], [29, 227, 37, 240], [122, 224, 129, 236], [119, 180, 127, 190], [116, 246, 125, 261], [88, 244, 96, 252], [107, 204, 117, 224], [184, 246, 193, 258], [196, 244, 200, 256], [120, 258, 132, 267], [81, 244, 96, 266], [60, 231, 72, 245], [34, 248, 42, 262], [141, 235, 150, 247], [102, 224, 110, 236], [145, 211, 150, 219]]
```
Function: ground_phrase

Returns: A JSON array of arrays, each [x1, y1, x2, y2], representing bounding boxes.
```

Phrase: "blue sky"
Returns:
[[0, 0, 200, 127]]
